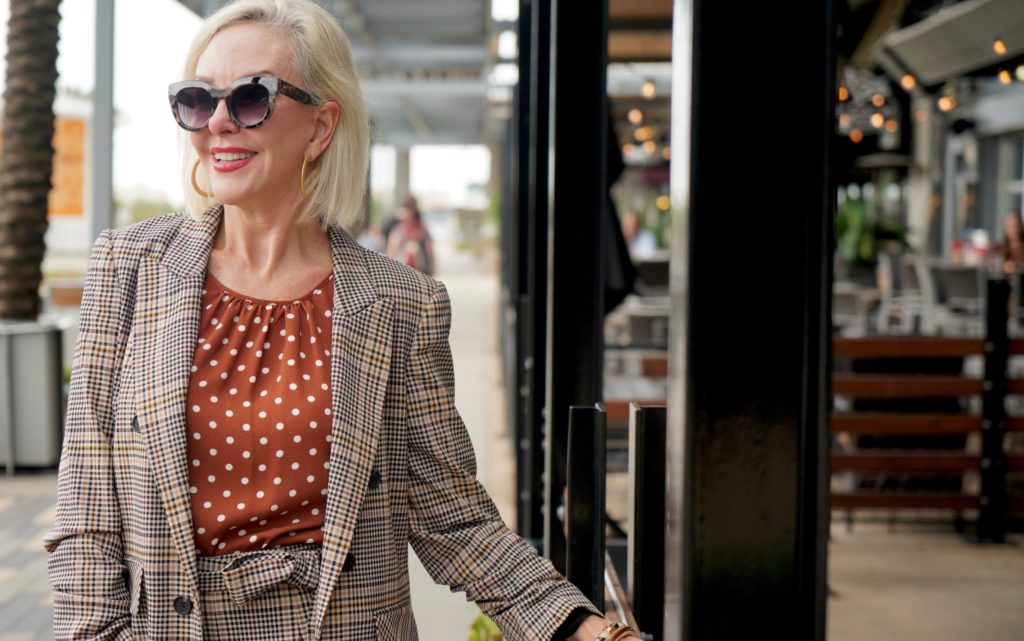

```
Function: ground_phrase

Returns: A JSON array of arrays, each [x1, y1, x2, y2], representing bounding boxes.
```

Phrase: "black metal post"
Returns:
[[628, 404, 666, 641], [565, 404, 606, 609], [518, 0, 552, 549], [511, 0, 533, 539], [664, 0, 833, 638], [979, 277, 1009, 542], [543, 0, 608, 574]]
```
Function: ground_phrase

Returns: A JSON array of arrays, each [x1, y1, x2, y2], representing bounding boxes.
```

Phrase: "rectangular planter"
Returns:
[[0, 319, 65, 474]]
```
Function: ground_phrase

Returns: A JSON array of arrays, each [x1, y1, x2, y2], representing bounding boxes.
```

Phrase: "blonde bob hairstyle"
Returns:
[[178, 0, 370, 230]]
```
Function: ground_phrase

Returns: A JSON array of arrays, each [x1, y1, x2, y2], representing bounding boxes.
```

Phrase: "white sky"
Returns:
[[0, 0, 490, 211]]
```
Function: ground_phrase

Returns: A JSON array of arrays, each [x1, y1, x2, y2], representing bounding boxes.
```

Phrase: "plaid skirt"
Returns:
[[197, 542, 321, 641]]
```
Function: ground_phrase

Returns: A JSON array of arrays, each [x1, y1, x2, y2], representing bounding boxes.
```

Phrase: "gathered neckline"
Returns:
[[204, 270, 334, 306]]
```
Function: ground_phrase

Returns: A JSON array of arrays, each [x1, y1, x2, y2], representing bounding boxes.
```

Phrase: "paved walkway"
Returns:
[[828, 521, 1024, 641], [0, 242, 507, 641]]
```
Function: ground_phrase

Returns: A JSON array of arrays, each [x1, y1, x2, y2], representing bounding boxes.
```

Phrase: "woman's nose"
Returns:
[[207, 97, 238, 134]]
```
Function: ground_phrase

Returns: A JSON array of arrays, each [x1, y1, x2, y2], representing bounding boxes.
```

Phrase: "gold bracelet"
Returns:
[[595, 621, 636, 641], [607, 625, 638, 641]]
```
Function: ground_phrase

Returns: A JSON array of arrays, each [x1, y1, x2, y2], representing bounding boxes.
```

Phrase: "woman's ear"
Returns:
[[308, 100, 341, 160]]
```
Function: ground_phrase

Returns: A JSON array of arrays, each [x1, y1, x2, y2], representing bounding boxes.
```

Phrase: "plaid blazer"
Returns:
[[43, 206, 599, 641]]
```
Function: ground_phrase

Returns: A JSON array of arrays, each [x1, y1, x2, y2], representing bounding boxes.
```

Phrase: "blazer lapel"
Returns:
[[310, 227, 393, 639], [134, 206, 220, 597]]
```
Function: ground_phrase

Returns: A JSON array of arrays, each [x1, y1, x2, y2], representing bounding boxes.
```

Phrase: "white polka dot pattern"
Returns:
[[186, 271, 334, 556]]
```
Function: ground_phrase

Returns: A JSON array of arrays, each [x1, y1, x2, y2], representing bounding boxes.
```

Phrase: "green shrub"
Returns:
[[467, 613, 502, 641]]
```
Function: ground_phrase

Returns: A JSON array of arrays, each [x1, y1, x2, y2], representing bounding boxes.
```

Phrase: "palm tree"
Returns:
[[0, 0, 62, 320]]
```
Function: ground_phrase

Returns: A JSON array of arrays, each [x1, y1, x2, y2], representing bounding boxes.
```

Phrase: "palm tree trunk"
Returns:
[[0, 0, 62, 320]]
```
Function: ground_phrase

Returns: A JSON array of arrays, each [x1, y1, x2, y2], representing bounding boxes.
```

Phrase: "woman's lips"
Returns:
[[211, 150, 256, 172]]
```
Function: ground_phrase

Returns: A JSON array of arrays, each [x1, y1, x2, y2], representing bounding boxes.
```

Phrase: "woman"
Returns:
[[1002, 209, 1024, 274], [386, 202, 434, 276], [43, 2, 637, 640]]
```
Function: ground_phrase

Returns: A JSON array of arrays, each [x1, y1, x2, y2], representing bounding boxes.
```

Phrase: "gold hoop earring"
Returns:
[[191, 159, 212, 198], [300, 156, 312, 200]]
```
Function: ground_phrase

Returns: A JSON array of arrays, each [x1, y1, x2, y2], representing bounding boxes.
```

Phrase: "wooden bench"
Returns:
[[832, 333, 1024, 539]]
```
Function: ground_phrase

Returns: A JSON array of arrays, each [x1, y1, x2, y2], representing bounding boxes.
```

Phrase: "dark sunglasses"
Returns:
[[168, 75, 318, 132]]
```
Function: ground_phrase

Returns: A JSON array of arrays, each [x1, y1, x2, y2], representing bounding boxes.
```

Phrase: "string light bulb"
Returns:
[[884, 119, 898, 133], [627, 108, 643, 124], [871, 93, 885, 107], [938, 96, 957, 112], [999, 69, 1012, 85], [838, 86, 849, 102], [623, 143, 635, 155], [900, 74, 916, 90], [641, 80, 656, 99], [839, 113, 852, 127], [635, 126, 654, 142], [850, 129, 863, 143], [870, 112, 885, 128], [661, 146, 671, 160], [994, 37, 1007, 55], [642, 140, 657, 154], [1017, 64, 1024, 82]]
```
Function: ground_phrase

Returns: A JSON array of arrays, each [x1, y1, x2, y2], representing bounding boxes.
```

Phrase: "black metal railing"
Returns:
[[564, 402, 667, 639]]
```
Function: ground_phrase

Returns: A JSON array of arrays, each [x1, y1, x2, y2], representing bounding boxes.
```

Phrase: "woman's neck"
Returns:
[[212, 204, 332, 283]]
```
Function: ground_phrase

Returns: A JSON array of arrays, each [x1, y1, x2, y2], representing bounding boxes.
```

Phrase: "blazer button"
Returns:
[[342, 553, 356, 573], [174, 596, 193, 615], [368, 470, 382, 489]]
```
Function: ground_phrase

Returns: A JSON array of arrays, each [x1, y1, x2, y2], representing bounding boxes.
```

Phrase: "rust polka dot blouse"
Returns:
[[186, 270, 335, 555]]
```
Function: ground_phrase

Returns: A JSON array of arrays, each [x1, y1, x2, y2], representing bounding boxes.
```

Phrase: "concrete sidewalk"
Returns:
[[0, 243, 507, 641], [827, 521, 1024, 641]]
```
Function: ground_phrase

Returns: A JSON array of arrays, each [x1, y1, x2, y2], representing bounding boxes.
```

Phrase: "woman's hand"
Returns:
[[569, 615, 641, 640]]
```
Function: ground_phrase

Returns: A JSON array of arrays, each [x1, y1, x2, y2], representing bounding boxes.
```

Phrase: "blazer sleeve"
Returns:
[[42, 231, 134, 641], [405, 281, 601, 641]]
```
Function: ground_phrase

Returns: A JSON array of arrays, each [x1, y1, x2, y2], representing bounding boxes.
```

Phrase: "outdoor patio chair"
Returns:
[[876, 253, 928, 334], [931, 264, 987, 336]]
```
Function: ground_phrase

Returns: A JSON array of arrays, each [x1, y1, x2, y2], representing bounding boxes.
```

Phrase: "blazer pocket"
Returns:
[[373, 599, 418, 641], [125, 557, 149, 639]]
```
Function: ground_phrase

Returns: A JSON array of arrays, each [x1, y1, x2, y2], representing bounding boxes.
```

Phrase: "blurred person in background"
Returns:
[[1001, 209, 1024, 274], [381, 194, 418, 241], [356, 221, 386, 254], [42, 1, 638, 640], [386, 201, 434, 276], [620, 210, 657, 259]]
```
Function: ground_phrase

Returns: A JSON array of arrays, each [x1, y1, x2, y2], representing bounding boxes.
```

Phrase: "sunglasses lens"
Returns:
[[175, 87, 216, 130], [231, 83, 271, 126]]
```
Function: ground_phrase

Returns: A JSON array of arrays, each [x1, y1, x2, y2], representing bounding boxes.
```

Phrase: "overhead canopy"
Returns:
[[177, 0, 676, 148], [878, 0, 1024, 87]]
